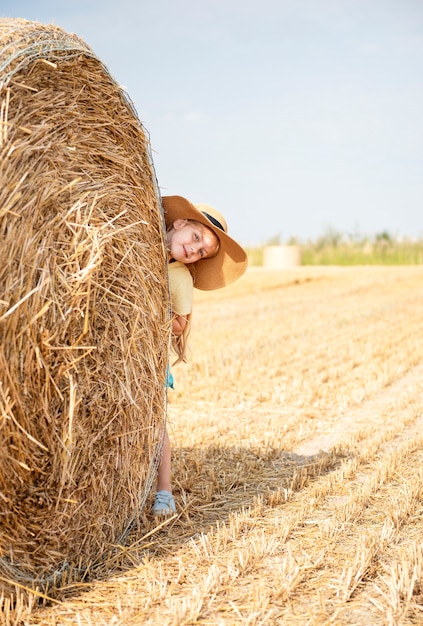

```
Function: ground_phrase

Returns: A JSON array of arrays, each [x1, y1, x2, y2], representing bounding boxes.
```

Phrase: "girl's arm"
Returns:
[[172, 313, 187, 336]]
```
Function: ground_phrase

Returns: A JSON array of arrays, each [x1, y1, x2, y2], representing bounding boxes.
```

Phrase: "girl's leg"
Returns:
[[152, 428, 176, 516], [156, 428, 172, 493]]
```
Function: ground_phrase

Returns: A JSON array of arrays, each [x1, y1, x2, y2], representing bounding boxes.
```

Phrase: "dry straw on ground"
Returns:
[[8, 265, 421, 626], [0, 18, 169, 598]]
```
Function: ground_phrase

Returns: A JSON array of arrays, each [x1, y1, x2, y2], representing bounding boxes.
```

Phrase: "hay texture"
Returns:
[[0, 18, 169, 593]]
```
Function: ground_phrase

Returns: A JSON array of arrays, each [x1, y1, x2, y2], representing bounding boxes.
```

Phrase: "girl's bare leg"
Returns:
[[156, 428, 172, 493]]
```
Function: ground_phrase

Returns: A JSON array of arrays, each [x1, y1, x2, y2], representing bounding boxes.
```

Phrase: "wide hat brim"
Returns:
[[162, 195, 248, 291]]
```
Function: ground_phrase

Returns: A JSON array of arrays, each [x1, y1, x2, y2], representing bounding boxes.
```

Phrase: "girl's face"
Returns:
[[167, 219, 219, 264]]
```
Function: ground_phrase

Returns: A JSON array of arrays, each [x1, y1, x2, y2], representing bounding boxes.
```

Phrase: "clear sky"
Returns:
[[2, 0, 423, 245]]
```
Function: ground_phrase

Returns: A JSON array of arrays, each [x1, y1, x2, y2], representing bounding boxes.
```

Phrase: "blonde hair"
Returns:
[[171, 313, 191, 365]]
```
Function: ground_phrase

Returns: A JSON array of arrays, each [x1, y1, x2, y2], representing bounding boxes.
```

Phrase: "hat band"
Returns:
[[201, 211, 225, 233]]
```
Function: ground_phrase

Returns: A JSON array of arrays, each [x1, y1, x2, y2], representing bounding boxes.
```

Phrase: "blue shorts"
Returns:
[[166, 365, 174, 389]]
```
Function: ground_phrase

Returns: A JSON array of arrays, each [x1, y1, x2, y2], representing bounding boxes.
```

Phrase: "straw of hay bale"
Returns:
[[263, 245, 302, 268], [0, 18, 170, 594]]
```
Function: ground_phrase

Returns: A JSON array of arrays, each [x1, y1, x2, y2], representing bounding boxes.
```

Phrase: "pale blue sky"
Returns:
[[2, 0, 423, 244]]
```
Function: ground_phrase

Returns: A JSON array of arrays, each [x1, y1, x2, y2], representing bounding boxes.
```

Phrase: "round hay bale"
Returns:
[[263, 245, 302, 268], [0, 18, 169, 594]]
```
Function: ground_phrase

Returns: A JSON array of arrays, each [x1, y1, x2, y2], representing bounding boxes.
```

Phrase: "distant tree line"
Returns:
[[246, 229, 423, 265]]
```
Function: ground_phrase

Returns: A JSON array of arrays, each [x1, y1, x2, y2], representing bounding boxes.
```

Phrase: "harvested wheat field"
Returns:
[[3, 265, 423, 625]]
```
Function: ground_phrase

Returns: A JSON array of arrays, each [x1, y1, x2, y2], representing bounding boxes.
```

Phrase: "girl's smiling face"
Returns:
[[167, 219, 220, 264]]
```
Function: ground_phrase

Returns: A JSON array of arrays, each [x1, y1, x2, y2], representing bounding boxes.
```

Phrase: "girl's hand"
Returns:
[[172, 314, 187, 336]]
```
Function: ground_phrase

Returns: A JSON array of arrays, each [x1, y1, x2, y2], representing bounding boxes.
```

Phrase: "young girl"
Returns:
[[152, 195, 248, 516]]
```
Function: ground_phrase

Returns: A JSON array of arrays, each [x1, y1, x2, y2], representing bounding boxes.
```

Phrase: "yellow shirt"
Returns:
[[168, 261, 193, 316]]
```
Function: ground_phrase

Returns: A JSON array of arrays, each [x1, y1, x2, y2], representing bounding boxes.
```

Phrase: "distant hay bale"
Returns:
[[0, 18, 169, 595], [263, 245, 302, 268]]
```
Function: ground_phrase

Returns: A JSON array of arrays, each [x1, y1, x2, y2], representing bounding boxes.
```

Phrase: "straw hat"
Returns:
[[162, 195, 248, 291]]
